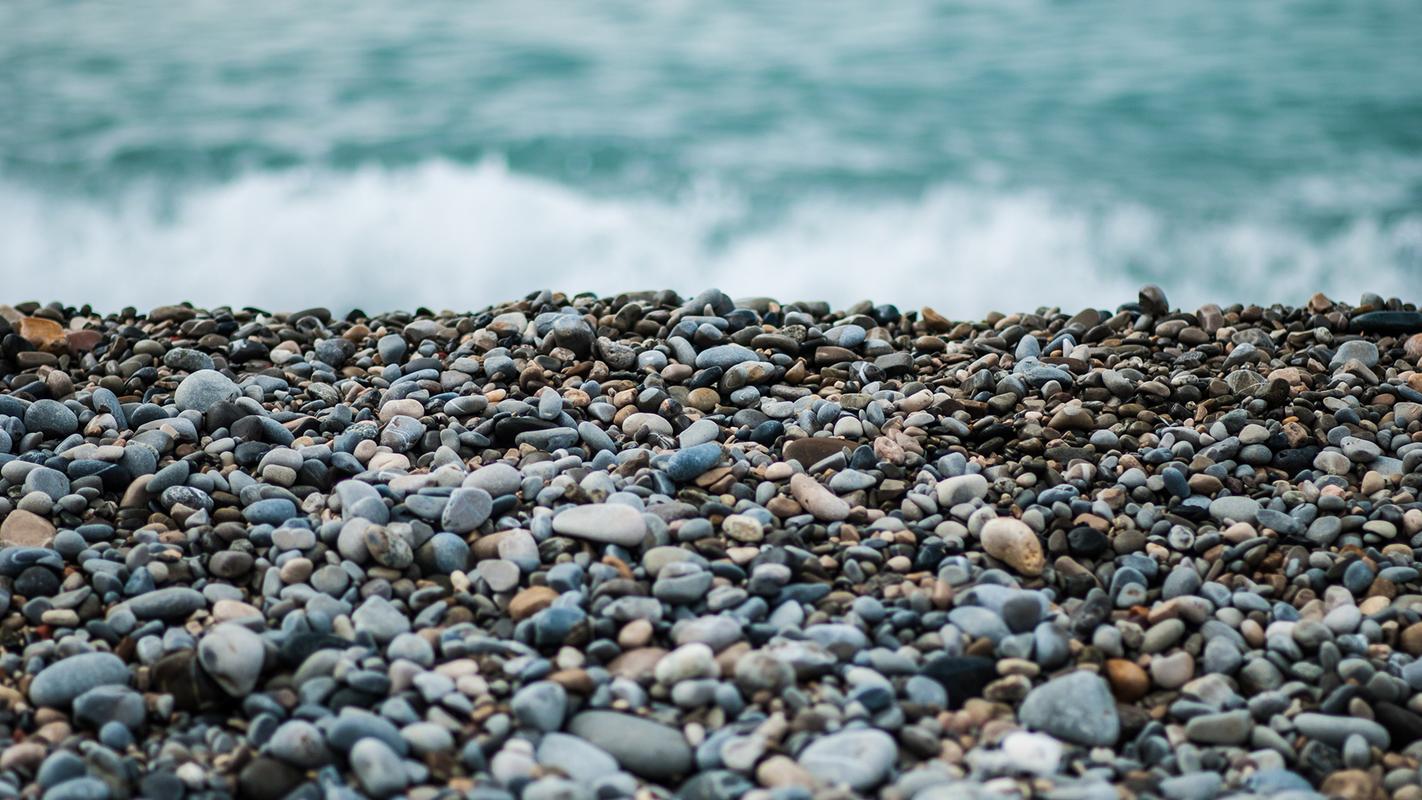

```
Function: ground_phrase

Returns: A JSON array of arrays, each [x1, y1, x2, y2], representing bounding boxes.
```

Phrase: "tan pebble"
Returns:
[[1359, 596, 1390, 616], [756, 755, 814, 788], [763, 462, 794, 481], [18, 317, 66, 351], [619, 619, 654, 649], [1406, 333, 1422, 362], [0, 509, 56, 548], [1318, 769, 1378, 800], [979, 517, 1044, 576], [0, 743, 46, 771], [723, 514, 764, 543], [509, 586, 558, 621], [1400, 622, 1422, 656], [607, 647, 666, 683], [788, 473, 849, 521]]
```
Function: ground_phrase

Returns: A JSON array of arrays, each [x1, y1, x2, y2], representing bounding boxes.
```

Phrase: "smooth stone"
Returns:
[[566, 711, 692, 781], [510, 681, 567, 733], [552, 504, 647, 547], [536, 734, 620, 783], [267, 720, 332, 767], [350, 738, 407, 798], [789, 473, 849, 521], [936, 474, 989, 507], [694, 344, 760, 369], [1184, 710, 1253, 745], [197, 623, 265, 696], [796, 729, 897, 791], [979, 517, 1044, 576], [24, 400, 78, 438], [122, 587, 206, 620], [29, 652, 130, 708], [463, 462, 523, 497], [1017, 671, 1119, 746], [442, 487, 492, 533], [477, 559, 521, 592], [1294, 713, 1390, 749], [244, 498, 298, 526], [71, 685, 146, 730], [666, 443, 722, 482], [174, 370, 240, 413], [783, 437, 854, 466], [0, 509, 56, 548], [1209, 496, 1260, 524], [352, 596, 410, 643]]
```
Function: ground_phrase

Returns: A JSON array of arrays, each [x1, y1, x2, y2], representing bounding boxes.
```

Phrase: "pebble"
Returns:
[[979, 517, 1044, 576], [551, 503, 647, 546], [789, 473, 849, 521], [567, 711, 692, 781], [29, 653, 131, 708], [196, 623, 265, 696], [173, 369, 240, 412], [796, 729, 898, 791], [442, 487, 492, 533], [349, 738, 407, 797], [1017, 671, 1119, 746], [0, 289, 1416, 800]]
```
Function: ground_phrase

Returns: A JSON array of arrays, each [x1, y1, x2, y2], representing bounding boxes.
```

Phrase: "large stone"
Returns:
[[980, 517, 1045, 576], [197, 623, 266, 696], [566, 711, 692, 780], [122, 587, 206, 620], [796, 729, 898, 791], [789, 473, 850, 521], [1017, 671, 1120, 746], [783, 437, 854, 467], [0, 509, 56, 548], [174, 369, 240, 413], [551, 504, 647, 547], [29, 652, 130, 708]]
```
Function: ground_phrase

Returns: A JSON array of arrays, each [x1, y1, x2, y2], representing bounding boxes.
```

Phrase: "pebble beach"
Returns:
[[3, 287, 1422, 800]]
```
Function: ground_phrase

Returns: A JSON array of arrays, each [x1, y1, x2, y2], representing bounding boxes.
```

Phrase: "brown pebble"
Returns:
[[508, 586, 558, 621], [1105, 659, 1149, 702]]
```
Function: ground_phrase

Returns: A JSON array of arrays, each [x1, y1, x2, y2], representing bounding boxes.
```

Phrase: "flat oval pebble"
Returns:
[[551, 503, 647, 546], [29, 653, 131, 708], [566, 711, 692, 780]]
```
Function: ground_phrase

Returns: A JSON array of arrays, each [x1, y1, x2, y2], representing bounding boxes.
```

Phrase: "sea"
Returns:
[[3, 0, 1421, 315]]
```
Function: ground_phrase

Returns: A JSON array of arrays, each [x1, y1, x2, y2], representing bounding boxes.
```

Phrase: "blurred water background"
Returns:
[[3, 0, 1421, 313]]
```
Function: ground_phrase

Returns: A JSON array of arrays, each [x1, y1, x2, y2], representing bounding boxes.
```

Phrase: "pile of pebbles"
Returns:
[[3, 288, 1422, 800]]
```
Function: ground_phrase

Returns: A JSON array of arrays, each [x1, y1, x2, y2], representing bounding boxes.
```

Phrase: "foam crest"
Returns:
[[3, 160, 1419, 314]]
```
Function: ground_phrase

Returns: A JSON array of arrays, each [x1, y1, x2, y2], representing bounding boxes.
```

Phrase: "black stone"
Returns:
[[1351, 310, 1422, 334], [921, 655, 997, 709]]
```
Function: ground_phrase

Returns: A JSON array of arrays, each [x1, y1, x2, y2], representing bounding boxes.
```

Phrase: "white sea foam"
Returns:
[[3, 160, 1419, 315]]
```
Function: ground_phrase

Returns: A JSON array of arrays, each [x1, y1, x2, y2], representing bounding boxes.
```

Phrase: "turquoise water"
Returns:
[[3, 1, 1421, 312]]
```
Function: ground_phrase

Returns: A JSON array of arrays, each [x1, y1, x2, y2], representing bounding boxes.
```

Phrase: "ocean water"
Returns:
[[3, 1, 1421, 314]]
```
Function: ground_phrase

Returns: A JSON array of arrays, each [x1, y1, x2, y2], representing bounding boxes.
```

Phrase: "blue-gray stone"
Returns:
[[442, 487, 492, 533], [244, 498, 298, 525], [666, 442, 723, 482], [123, 587, 206, 620], [567, 711, 693, 780], [1017, 671, 1119, 746], [24, 400, 78, 438], [29, 652, 130, 707], [694, 344, 760, 370], [174, 369, 240, 413], [511, 681, 567, 732]]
